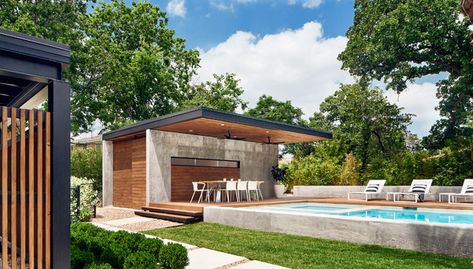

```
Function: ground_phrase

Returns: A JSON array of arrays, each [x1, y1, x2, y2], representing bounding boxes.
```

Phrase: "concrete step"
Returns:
[[134, 210, 199, 224]]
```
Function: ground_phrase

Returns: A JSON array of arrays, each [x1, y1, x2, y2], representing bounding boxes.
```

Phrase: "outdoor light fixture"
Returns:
[[189, 129, 193, 133], [220, 123, 225, 126]]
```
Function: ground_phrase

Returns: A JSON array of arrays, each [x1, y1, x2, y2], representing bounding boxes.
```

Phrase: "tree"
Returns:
[[0, 0, 86, 45], [179, 73, 247, 112], [69, 0, 200, 133], [246, 95, 304, 125], [0, 0, 201, 134], [339, 0, 473, 149], [318, 84, 413, 170]]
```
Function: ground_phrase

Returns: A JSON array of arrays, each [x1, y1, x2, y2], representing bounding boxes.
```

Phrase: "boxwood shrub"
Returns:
[[71, 223, 188, 269], [159, 243, 189, 269]]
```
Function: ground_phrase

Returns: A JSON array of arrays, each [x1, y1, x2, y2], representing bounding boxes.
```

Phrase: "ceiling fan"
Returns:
[[224, 130, 245, 140], [264, 136, 284, 145]]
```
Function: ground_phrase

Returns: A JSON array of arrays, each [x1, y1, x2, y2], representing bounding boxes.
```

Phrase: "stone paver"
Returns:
[[186, 248, 247, 269], [231, 260, 288, 269]]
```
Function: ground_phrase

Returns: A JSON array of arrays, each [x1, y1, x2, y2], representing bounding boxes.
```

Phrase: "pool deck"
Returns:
[[155, 197, 473, 213]]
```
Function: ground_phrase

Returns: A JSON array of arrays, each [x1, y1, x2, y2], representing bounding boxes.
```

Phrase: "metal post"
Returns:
[[48, 80, 71, 269], [75, 185, 81, 218]]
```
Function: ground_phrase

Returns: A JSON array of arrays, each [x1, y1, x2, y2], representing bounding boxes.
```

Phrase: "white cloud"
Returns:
[[385, 82, 440, 136], [288, 0, 324, 9], [166, 0, 186, 17], [210, 0, 234, 11], [197, 21, 440, 137], [209, 0, 257, 12], [198, 21, 352, 116]]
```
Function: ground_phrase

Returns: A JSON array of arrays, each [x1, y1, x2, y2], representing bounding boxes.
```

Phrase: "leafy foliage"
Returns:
[[69, 0, 200, 132], [337, 153, 361, 185], [71, 223, 186, 269], [271, 165, 288, 185], [71, 176, 99, 223], [339, 0, 473, 150], [159, 243, 189, 269], [123, 252, 157, 269], [71, 147, 103, 191], [317, 84, 412, 170], [179, 73, 248, 112], [246, 95, 304, 125], [286, 155, 341, 186]]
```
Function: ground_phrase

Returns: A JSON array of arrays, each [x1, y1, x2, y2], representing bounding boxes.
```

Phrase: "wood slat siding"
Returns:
[[113, 137, 146, 209], [20, 109, 26, 269], [0, 107, 51, 269], [2, 107, 8, 269], [28, 109, 35, 269], [171, 165, 240, 202], [11, 108, 17, 269]]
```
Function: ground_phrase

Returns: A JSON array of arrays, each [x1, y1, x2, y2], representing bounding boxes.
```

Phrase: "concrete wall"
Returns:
[[293, 186, 463, 201], [204, 206, 473, 258], [146, 130, 279, 203], [102, 141, 113, 206]]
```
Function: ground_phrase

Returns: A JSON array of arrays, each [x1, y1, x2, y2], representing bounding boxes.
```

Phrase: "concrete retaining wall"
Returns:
[[204, 206, 473, 258], [293, 185, 462, 201]]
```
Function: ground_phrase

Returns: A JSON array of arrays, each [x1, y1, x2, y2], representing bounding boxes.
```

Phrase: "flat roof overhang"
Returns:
[[0, 28, 70, 107], [103, 107, 332, 144]]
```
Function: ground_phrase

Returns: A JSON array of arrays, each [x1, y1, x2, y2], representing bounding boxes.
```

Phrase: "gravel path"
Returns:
[[91, 207, 182, 232]]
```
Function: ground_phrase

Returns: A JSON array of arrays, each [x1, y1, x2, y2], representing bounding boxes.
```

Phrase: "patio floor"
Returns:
[[159, 196, 473, 213]]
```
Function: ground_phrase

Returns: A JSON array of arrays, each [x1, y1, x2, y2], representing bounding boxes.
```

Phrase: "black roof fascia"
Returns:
[[102, 108, 204, 140], [0, 28, 70, 66], [103, 107, 332, 141], [201, 108, 332, 139]]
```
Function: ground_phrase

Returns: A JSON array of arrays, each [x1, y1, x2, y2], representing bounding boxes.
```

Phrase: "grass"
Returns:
[[146, 222, 471, 269]]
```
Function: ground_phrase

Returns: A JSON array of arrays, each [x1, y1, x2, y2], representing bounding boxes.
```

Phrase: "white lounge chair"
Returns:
[[348, 180, 386, 201], [439, 179, 473, 204], [387, 179, 433, 203]]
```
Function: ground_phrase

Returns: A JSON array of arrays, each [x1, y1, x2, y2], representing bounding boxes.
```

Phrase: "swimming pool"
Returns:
[[250, 203, 473, 225], [204, 202, 473, 257]]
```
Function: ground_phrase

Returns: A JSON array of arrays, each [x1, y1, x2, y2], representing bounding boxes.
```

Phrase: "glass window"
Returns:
[[171, 157, 239, 168]]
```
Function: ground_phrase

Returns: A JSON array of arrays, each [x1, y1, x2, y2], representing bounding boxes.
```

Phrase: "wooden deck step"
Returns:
[[149, 203, 204, 212], [142, 206, 203, 217], [135, 210, 199, 224]]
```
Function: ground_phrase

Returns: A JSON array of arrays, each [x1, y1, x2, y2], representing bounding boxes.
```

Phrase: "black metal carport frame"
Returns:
[[0, 28, 71, 269]]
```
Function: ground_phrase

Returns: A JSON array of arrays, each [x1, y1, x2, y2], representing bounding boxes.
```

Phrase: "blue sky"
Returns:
[[93, 0, 440, 137], [161, 0, 355, 50]]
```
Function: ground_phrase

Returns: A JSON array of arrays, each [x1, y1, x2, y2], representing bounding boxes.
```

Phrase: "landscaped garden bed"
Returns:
[[146, 223, 471, 269], [71, 223, 188, 269]]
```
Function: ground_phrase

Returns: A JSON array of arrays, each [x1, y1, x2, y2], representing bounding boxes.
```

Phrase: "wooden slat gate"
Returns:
[[1, 106, 51, 269]]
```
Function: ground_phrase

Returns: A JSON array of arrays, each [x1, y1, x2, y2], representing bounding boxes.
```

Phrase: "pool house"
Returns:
[[101, 108, 331, 220]]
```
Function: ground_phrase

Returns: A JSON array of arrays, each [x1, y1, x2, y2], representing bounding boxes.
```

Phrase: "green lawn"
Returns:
[[146, 223, 470, 269]]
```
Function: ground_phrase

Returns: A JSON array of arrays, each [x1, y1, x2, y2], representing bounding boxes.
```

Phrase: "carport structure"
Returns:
[[0, 29, 71, 269]]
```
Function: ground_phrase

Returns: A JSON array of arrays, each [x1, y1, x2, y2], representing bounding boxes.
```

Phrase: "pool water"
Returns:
[[340, 208, 473, 224], [253, 203, 473, 225]]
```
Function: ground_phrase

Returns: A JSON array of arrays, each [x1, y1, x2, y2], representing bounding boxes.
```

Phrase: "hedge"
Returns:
[[71, 223, 188, 269]]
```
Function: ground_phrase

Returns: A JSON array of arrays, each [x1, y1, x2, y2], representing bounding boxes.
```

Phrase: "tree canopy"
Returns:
[[179, 73, 247, 112], [317, 84, 413, 170], [339, 0, 473, 150], [246, 95, 304, 125], [69, 0, 200, 132]]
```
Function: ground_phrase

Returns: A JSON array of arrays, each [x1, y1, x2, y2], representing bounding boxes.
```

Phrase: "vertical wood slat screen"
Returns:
[[0, 107, 51, 269]]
